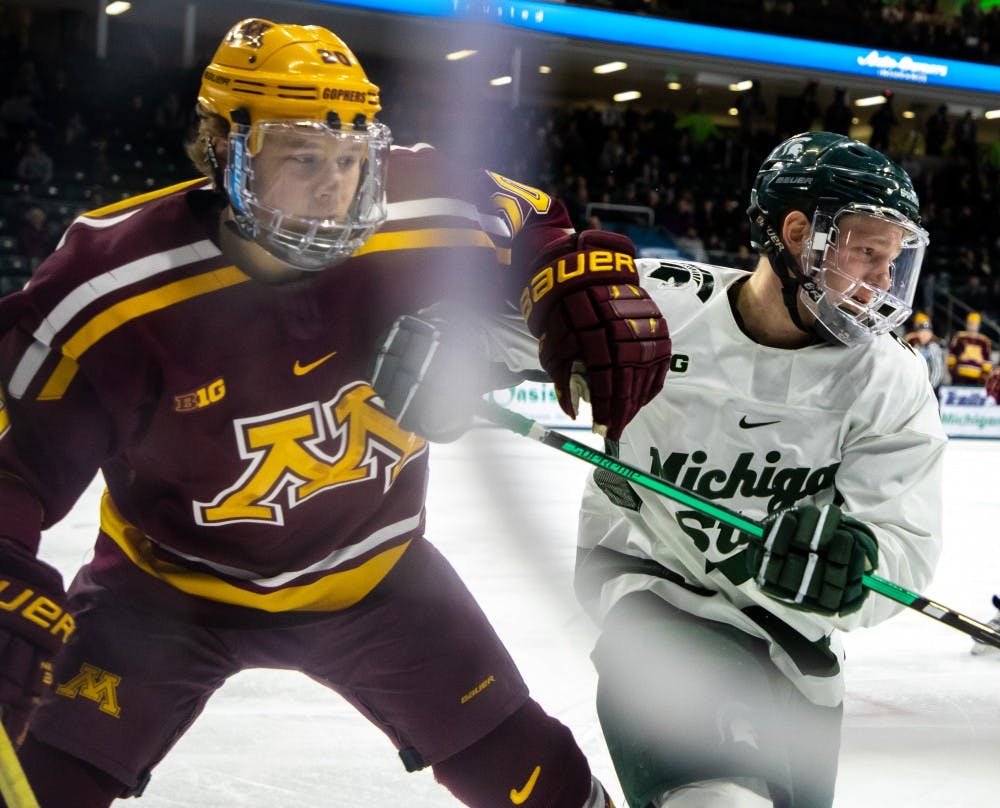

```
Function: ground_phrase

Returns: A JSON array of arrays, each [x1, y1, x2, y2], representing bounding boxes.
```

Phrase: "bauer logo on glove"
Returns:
[[519, 248, 637, 322]]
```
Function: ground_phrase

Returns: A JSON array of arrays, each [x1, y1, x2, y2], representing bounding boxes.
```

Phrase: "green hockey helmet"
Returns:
[[748, 131, 921, 251], [747, 132, 929, 346]]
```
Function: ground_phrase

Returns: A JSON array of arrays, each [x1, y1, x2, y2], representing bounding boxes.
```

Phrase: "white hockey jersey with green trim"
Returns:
[[490, 258, 946, 707]]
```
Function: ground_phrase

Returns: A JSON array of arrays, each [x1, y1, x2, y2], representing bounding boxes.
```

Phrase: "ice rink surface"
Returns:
[[38, 427, 1000, 807]]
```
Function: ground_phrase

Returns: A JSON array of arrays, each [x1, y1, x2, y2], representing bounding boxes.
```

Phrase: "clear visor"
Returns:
[[226, 119, 391, 270], [800, 203, 929, 346]]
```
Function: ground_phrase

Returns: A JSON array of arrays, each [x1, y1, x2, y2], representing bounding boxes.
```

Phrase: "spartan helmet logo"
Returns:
[[784, 141, 805, 158], [226, 19, 273, 48]]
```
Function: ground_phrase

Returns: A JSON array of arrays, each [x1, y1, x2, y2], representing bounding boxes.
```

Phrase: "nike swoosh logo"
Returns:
[[739, 416, 780, 429], [510, 765, 541, 805], [293, 352, 337, 376]]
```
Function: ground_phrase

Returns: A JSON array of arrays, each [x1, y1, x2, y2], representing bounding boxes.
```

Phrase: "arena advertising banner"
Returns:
[[938, 385, 1000, 439], [483, 381, 592, 430], [323, 0, 1000, 95], [484, 383, 1000, 439]]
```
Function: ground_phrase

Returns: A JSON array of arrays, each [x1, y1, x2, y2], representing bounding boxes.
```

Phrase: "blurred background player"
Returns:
[[987, 367, 1000, 404], [0, 18, 671, 807], [970, 595, 1000, 657], [905, 312, 945, 396], [946, 311, 992, 386], [557, 132, 943, 807]]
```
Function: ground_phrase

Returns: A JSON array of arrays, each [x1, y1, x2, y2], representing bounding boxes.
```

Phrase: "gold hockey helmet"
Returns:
[[198, 18, 381, 130]]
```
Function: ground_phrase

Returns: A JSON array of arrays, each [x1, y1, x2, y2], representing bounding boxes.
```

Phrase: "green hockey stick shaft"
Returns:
[[478, 399, 1000, 649]]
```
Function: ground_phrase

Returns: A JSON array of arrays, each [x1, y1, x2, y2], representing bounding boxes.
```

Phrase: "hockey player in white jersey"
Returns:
[[573, 132, 946, 807]]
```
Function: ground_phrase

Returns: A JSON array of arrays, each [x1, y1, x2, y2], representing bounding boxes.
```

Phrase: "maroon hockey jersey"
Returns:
[[0, 144, 571, 614]]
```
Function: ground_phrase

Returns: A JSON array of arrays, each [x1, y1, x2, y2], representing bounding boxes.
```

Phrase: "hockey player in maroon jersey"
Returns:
[[0, 19, 670, 807], [946, 311, 992, 385]]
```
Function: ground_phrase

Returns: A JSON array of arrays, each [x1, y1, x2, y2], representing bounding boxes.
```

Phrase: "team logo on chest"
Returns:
[[193, 382, 426, 526], [650, 448, 840, 513]]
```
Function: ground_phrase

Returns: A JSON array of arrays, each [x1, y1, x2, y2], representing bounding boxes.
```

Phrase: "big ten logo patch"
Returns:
[[56, 663, 122, 717], [193, 381, 426, 526], [175, 378, 226, 413]]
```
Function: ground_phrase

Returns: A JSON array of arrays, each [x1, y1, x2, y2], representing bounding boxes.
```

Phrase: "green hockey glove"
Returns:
[[745, 504, 878, 616]]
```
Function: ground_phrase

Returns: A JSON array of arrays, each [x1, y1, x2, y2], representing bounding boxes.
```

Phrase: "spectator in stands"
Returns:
[[958, 271, 993, 316], [600, 127, 625, 175], [15, 136, 53, 186], [675, 100, 719, 147], [56, 111, 90, 169], [822, 87, 852, 135], [15, 205, 56, 272], [0, 88, 40, 138], [735, 80, 768, 142], [674, 225, 708, 262], [924, 104, 949, 157], [153, 89, 189, 140], [868, 91, 897, 153], [951, 110, 978, 163], [664, 190, 697, 237], [905, 312, 945, 395], [947, 312, 993, 386], [797, 79, 821, 130], [116, 92, 154, 148]]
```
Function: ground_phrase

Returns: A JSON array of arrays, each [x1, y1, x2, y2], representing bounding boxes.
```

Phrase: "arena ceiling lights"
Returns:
[[317, 0, 1000, 98], [593, 61, 628, 75]]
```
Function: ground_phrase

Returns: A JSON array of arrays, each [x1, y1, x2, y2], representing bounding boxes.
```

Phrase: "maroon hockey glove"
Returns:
[[519, 230, 671, 440], [986, 368, 1000, 404], [0, 539, 74, 744], [745, 504, 879, 617]]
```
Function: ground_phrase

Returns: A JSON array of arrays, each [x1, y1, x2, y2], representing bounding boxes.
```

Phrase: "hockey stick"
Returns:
[[0, 715, 39, 808], [478, 399, 1000, 649]]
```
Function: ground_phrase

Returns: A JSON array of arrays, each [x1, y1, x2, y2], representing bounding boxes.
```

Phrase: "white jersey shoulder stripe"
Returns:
[[386, 197, 511, 238], [8, 239, 222, 398], [54, 209, 141, 251]]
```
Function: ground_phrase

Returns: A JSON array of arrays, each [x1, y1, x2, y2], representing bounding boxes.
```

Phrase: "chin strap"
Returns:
[[749, 209, 836, 345], [222, 216, 254, 243], [204, 135, 224, 190]]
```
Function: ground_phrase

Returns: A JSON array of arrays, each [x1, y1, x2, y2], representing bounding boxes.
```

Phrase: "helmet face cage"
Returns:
[[226, 119, 391, 270], [800, 203, 929, 345]]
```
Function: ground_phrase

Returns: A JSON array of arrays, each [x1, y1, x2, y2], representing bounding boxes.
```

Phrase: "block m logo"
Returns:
[[56, 662, 122, 717]]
